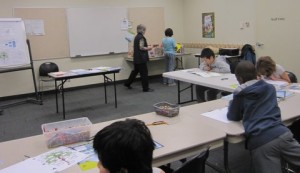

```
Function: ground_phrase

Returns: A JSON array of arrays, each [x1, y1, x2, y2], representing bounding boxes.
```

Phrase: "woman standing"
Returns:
[[124, 24, 153, 92]]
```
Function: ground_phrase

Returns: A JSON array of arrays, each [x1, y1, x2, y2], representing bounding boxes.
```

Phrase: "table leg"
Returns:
[[177, 82, 195, 104], [104, 75, 107, 104], [61, 81, 66, 119], [224, 140, 231, 173], [179, 56, 183, 69], [175, 56, 184, 70], [177, 80, 181, 104], [55, 80, 58, 113], [191, 84, 194, 101], [113, 73, 117, 108]]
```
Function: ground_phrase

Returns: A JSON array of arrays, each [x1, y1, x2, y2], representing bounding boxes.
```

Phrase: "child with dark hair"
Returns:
[[196, 48, 231, 102], [256, 56, 290, 83], [227, 61, 300, 173], [162, 28, 176, 86], [93, 119, 164, 173]]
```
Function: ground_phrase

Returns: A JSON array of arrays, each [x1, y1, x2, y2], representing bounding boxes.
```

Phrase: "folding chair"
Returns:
[[38, 62, 59, 100], [172, 147, 210, 173]]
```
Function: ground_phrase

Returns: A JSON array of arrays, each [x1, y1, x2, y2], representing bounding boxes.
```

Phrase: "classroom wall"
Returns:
[[255, 0, 300, 79], [1, 0, 299, 97], [182, 0, 256, 69], [182, 0, 256, 45], [182, 0, 300, 79], [0, 0, 184, 97]]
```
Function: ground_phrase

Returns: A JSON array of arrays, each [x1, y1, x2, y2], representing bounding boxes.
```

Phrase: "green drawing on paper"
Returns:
[[44, 150, 73, 165], [0, 51, 8, 59]]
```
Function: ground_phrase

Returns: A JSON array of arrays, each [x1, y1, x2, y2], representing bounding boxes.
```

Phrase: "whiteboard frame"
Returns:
[[66, 7, 129, 58]]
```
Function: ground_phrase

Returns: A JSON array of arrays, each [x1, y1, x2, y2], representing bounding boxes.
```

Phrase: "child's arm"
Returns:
[[279, 72, 291, 83], [173, 39, 176, 49], [269, 73, 290, 83], [211, 61, 231, 73], [227, 96, 243, 121], [199, 61, 210, 71]]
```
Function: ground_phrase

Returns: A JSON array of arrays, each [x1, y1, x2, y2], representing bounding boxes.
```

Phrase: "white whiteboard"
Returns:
[[67, 8, 128, 57], [0, 18, 30, 68]]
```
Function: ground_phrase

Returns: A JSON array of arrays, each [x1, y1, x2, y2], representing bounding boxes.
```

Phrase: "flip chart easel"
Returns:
[[0, 18, 41, 115], [0, 40, 42, 115]]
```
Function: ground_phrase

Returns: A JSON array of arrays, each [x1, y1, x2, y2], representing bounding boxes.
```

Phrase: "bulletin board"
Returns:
[[128, 7, 165, 46], [14, 8, 69, 60]]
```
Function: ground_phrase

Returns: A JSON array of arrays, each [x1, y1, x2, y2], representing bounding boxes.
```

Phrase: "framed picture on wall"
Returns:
[[202, 12, 215, 38]]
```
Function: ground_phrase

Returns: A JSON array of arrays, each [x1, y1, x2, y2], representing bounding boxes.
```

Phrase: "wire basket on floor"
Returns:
[[153, 102, 180, 117]]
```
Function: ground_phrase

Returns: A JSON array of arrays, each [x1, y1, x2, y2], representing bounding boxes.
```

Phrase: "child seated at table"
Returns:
[[227, 61, 300, 173], [256, 56, 291, 83], [93, 119, 164, 173], [196, 48, 231, 102]]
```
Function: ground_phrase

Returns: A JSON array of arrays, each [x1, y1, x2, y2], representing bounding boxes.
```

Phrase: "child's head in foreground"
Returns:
[[256, 56, 276, 77], [93, 119, 155, 173], [235, 60, 257, 84]]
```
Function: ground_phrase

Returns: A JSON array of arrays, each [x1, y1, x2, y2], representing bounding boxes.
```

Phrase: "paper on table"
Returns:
[[288, 84, 300, 93], [92, 67, 111, 71], [221, 94, 233, 101], [202, 107, 232, 123], [0, 158, 53, 173], [230, 84, 238, 89], [183, 69, 194, 73], [69, 143, 98, 171], [289, 89, 300, 93], [191, 71, 221, 77], [70, 69, 89, 74], [276, 90, 294, 98], [0, 146, 88, 173], [49, 71, 66, 77], [265, 80, 289, 88], [107, 67, 121, 71], [154, 140, 164, 149]]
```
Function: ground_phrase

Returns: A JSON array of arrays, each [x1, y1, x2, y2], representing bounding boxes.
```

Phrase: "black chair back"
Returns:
[[39, 62, 59, 77]]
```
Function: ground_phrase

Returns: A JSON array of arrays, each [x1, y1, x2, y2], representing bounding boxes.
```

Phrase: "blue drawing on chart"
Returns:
[[4, 40, 16, 48]]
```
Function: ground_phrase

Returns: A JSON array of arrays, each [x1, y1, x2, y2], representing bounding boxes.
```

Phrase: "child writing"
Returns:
[[227, 61, 300, 173], [256, 56, 291, 83], [162, 28, 176, 86], [196, 48, 231, 102], [93, 119, 164, 173]]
